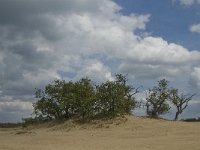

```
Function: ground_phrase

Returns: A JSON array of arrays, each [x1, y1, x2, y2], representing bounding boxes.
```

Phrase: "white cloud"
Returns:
[[0, 100, 33, 112], [179, 0, 195, 5], [190, 24, 200, 34], [74, 60, 114, 82], [190, 67, 200, 87], [178, 0, 200, 5], [125, 37, 191, 64], [0, 96, 33, 122]]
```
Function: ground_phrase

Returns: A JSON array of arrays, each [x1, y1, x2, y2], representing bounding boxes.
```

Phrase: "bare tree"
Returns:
[[170, 89, 195, 121]]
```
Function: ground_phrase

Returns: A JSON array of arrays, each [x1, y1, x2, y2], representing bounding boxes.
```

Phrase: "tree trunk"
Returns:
[[174, 112, 179, 121]]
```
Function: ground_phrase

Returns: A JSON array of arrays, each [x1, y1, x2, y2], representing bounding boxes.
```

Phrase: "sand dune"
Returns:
[[0, 115, 200, 150]]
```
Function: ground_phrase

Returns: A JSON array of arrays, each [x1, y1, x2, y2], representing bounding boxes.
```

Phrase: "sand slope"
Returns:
[[0, 116, 200, 150]]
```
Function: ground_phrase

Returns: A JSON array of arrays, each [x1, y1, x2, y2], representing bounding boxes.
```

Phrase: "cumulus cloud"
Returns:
[[0, 0, 200, 122], [118, 36, 200, 82], [190, 24, 200, 34], [74, 60, 114, 82]]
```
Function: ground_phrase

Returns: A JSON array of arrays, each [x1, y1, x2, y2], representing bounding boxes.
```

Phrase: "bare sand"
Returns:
[[0, 116, 200, 150]]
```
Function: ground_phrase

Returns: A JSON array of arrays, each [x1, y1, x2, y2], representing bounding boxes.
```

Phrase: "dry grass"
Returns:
[[0, 115, 200, 150]]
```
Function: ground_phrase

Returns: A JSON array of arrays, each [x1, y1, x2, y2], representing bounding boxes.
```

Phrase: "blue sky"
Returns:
[[115, 0, 200, 50], [0, 0, 200, 122]]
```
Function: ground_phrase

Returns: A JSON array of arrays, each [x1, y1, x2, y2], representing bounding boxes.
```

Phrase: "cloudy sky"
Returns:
[[0, 0, 200, 122]]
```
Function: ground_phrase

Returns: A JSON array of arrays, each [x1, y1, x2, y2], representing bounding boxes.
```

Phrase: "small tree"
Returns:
[[146, 79, 170, 118], [34, 80, 66, 120], [170, 89, 195, 120], [96, 74, 137, 117], [115, 74, 138, 114]]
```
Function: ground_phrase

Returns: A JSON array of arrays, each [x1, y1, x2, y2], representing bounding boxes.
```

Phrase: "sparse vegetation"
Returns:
[[0, 123, 22, 128], [21, 75, 195, 126]]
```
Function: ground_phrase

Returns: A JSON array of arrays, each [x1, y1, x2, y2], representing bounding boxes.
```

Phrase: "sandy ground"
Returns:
[[0, 116, 200, 150]]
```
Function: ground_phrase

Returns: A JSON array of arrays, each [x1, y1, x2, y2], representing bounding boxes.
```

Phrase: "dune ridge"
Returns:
[[0, 115, 200, 150]]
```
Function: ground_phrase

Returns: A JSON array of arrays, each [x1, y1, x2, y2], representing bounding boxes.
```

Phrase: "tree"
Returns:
[[115, 74, 138, 114], [96, 74, 137, 117], [170, 89, 195, 120], [34, 80, 66, 120], [146, 79, 170, 118]]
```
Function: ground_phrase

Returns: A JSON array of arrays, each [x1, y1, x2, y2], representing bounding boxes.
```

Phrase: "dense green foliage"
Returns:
[[33, 74, 137, 121]]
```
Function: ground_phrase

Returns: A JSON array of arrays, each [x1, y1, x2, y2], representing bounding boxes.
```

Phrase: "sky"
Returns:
[[0, 0, 200, 122]]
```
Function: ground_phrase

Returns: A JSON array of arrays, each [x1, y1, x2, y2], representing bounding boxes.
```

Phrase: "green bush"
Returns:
[[33, 74, 137, 121]]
